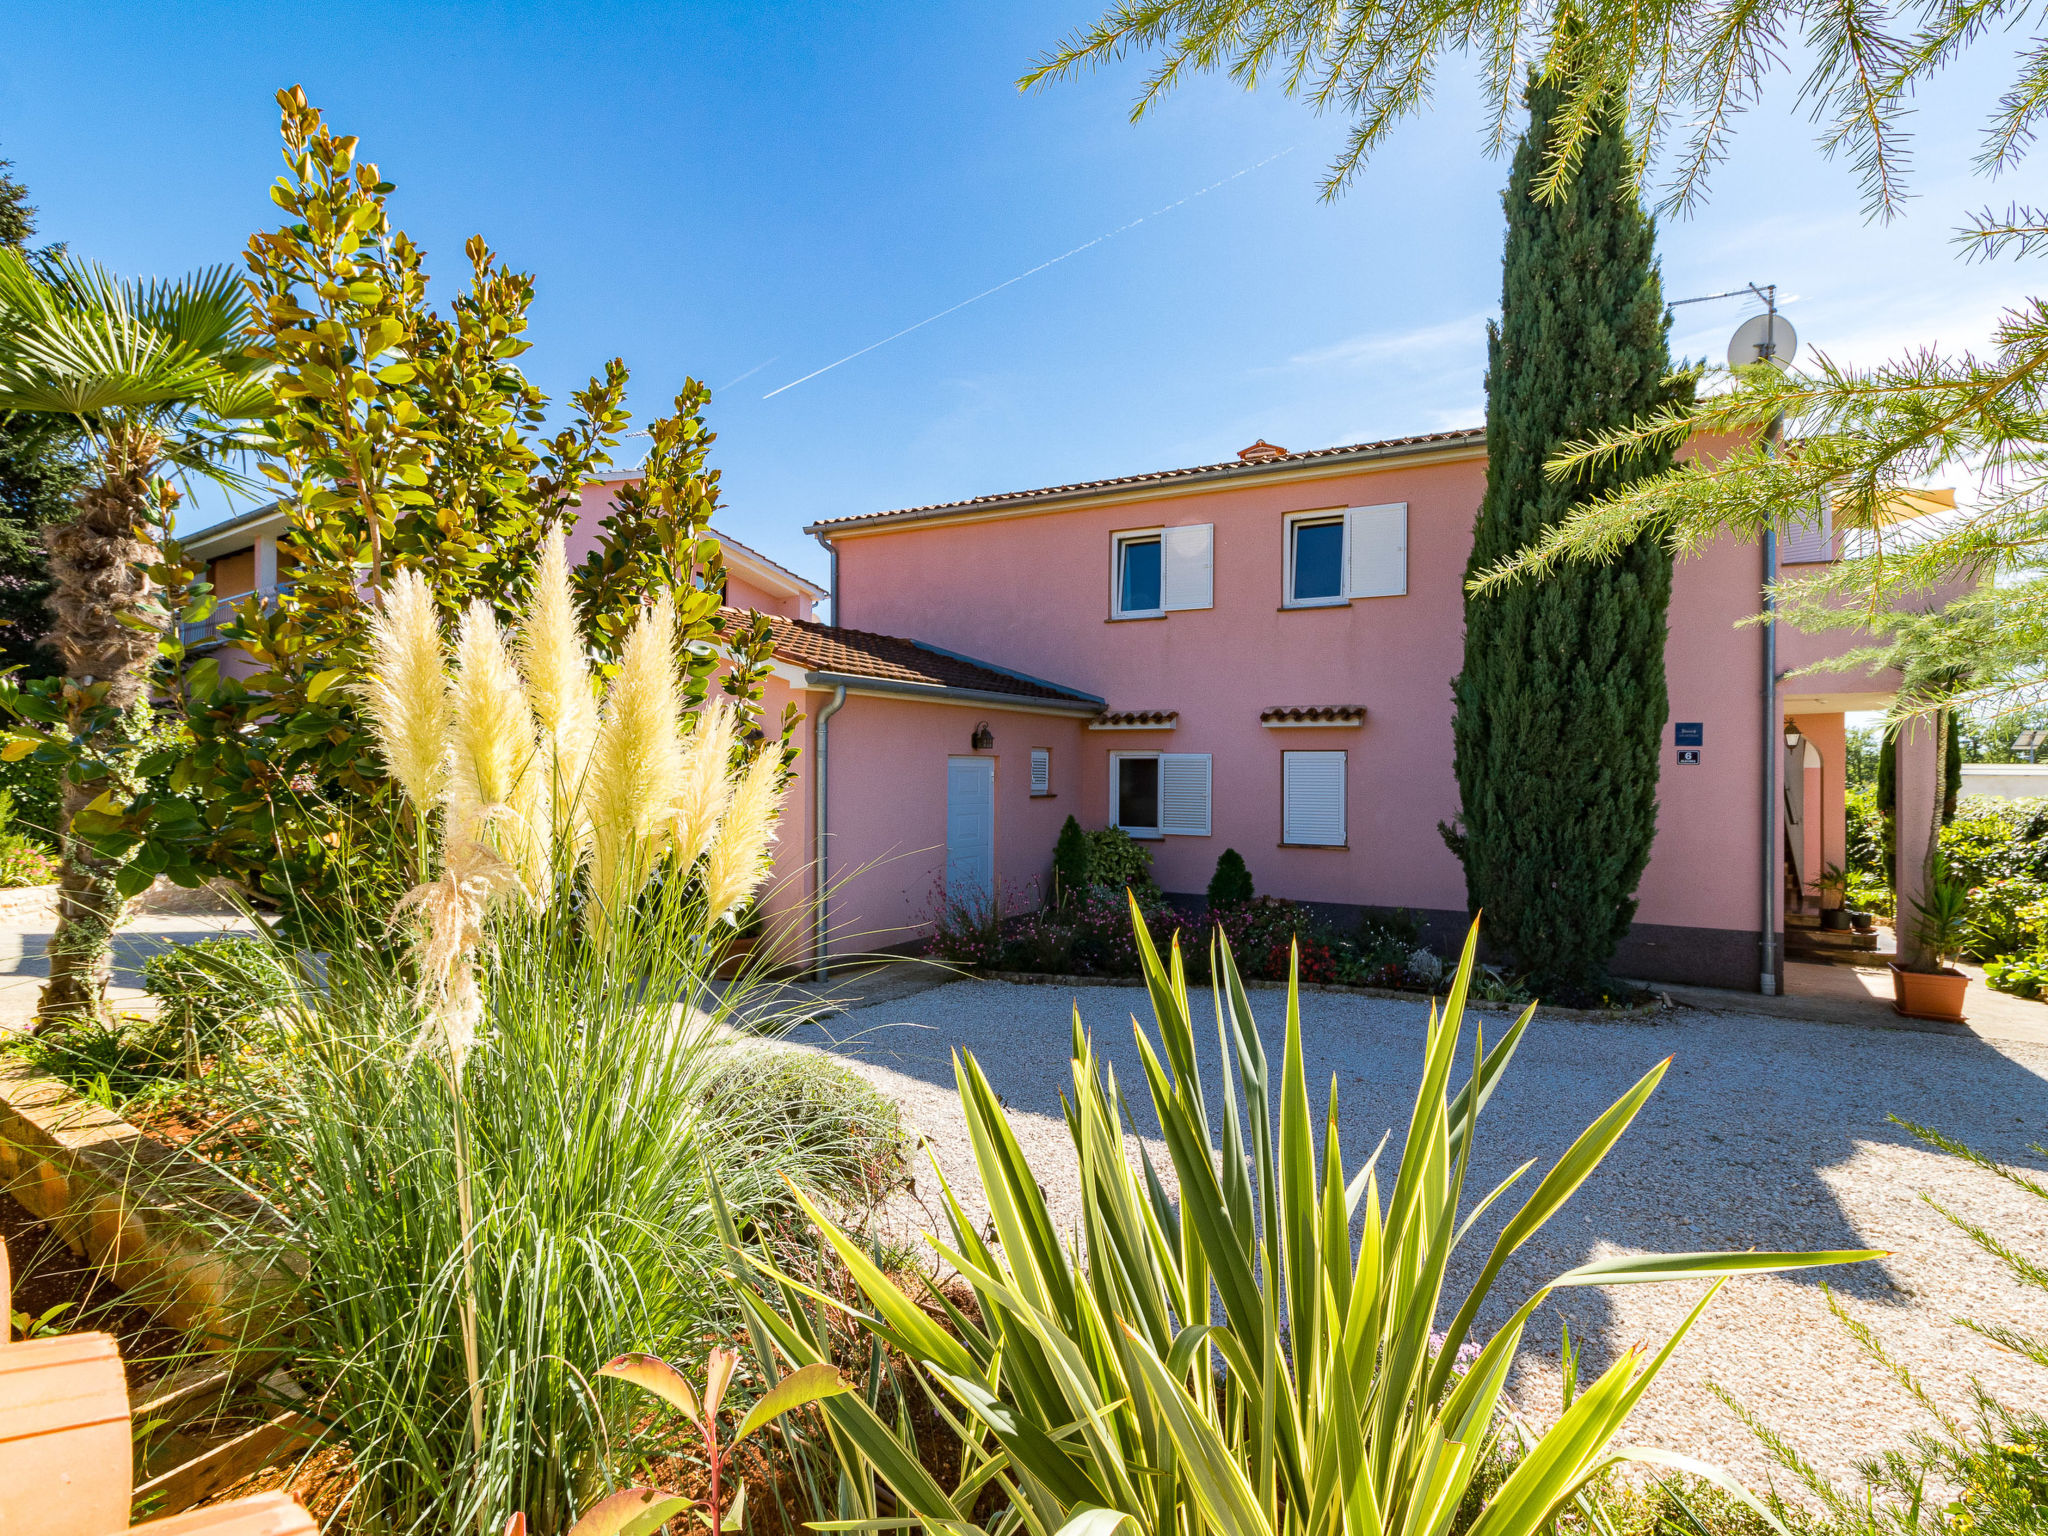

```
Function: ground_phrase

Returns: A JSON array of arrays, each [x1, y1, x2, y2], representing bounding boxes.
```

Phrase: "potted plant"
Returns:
[[1811, 863, 1852, 929], [1850, 908, 1877, 934], [1891, 855, 1970, 1021]]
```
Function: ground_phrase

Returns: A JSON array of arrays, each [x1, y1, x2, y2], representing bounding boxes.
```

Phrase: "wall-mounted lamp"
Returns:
[[1784, 726, 1803, 749], [971, 721, 995, 751]]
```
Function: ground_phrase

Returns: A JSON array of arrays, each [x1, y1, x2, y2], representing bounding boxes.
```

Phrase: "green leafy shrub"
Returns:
[[141, 934, 294, 1055], [735, 905, 1871, 1536], [1083, 825, 1155, 892], [1942, 796, 2048, 885], [0, 790, 54, 886], [1051, 814, 1090, 907], [1984, 949, 2048, 998], [1207, 847, 1255, 908]]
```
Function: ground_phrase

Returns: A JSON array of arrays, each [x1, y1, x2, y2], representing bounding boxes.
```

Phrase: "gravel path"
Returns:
[[774, 977, 2048, 1495]]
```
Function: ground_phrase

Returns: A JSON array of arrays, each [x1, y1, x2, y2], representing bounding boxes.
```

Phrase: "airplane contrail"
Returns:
[[762, 146, 1296, 400], [719, 355, 780, 391]]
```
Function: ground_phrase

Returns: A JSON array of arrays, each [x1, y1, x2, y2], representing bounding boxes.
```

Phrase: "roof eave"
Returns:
[[804, 431, 1485, 539], [799, 670, 1104, 716]]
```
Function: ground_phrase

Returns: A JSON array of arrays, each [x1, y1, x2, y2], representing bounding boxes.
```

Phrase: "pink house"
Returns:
[[190, 430, 1949, 993], [782, 430, 1948, 992]]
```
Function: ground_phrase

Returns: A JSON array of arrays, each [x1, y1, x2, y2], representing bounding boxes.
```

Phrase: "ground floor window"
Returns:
[[1282, 750, 1347, 846], [1112, 752, 1211, 836], [1030, 747, 1052, 796]]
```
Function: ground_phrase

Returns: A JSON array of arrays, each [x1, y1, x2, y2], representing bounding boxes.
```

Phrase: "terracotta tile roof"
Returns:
[[805, 428, 1484, 535], [1260, 705, 1368, 725], [1087, 710, 1180, 729], [756, 611, 1101, 708]]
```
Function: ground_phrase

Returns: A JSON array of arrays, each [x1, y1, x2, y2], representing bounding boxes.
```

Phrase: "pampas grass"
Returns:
[[584, 596, 687, 928], [700, 744, 781, 923], [230, 565, 805, 1534], [361, 569, 452, 815], [669, 698, 738, 876], [518, 525, 598, 852]]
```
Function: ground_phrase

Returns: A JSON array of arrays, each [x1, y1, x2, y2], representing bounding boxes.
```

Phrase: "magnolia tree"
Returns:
[[65, 88, 793, 943]]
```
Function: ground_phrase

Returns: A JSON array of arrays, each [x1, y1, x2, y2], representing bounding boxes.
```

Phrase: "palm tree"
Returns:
[[0, 250, 267, 1026]]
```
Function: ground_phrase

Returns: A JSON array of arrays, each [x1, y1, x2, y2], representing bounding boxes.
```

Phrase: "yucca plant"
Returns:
[[729, 899, 1880, 1536]]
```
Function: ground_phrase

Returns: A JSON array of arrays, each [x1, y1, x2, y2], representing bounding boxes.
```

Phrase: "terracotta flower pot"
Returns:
[[1890, 961, 1969, 1023]]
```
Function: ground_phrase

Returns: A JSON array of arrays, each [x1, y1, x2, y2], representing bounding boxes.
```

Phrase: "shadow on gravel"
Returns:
[[796, 977, 2048, 1390]]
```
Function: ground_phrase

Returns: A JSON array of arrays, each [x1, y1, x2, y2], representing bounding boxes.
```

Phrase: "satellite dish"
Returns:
[[1728, 311, 1797, 370]]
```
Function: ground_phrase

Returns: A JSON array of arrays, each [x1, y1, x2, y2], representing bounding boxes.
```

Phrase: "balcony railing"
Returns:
[[179, 581, 295, 648]]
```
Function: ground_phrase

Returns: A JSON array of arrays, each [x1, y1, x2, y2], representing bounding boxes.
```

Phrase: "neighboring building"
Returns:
[[795, 431, 1955, 992], [1958, 764, 2048, 801]]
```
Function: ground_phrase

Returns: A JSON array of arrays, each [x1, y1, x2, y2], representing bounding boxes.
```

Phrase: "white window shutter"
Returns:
[[1283, 751, 1346, 846], [1345, 504, 1407, 598], [1161, 524, 1214, 610], [1159, 753, 1212, 836], [1779, 502, 1834, 564], [1030, 748, 1051, 796]]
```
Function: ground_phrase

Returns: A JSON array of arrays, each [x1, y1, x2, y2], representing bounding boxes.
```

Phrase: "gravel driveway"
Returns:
[[776, 976, 2048, 1494]]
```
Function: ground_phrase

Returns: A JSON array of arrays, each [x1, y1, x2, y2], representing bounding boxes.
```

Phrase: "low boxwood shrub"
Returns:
[[1206, 847, 1254, 908]]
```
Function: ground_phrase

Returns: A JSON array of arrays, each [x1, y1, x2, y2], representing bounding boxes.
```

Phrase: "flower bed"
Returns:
[[927, 884, 1546, 1004]]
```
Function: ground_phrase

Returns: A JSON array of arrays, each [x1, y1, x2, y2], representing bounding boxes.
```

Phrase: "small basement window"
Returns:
[[1114, 532, 1164, 617]]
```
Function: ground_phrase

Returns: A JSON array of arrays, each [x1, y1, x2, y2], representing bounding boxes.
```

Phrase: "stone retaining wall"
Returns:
[[0, 1064, 297, 1352]]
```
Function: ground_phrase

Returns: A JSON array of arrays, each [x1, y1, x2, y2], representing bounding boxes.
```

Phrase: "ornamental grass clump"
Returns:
[[732, 899, 1880, 1536], [220, 526, 812, 1534]]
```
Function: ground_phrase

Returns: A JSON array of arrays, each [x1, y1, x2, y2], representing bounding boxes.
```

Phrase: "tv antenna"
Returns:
[[1668, 282, 1797, 369]]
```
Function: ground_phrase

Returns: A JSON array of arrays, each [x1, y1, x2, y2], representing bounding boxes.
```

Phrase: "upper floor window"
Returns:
[[1282, 505, 1409, 607], [1111, 525, 1214, 618], [1289, 517, 1346, 604], [1116, 532, 1163, 616]]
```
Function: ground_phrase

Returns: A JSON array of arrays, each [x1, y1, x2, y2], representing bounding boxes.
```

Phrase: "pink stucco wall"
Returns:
[[806, 695, 1087, 956], [826, 454, 1805, 942]]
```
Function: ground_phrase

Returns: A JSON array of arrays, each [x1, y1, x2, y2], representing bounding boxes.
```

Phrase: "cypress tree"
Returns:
[[0, 155, 76, 681], [1446, 73, 1687, 997]]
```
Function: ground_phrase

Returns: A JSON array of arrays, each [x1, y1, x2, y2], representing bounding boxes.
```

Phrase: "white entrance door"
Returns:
[[946, 756, 996, 906]]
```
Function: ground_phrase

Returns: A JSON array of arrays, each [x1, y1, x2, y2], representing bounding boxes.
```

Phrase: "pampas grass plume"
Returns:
[[449, 601, 544, 891], [519, 525, 599, 840], [700, 745, 782, 923], [669, 700, 738, 875], [360, 569, 451, 815], [585, 595, 685, 922]]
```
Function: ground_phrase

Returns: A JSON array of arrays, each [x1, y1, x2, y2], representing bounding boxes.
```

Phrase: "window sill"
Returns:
[[1281, 598, 1350, 611], [1279, 842, 1348, 850], [1029, 792, 1057, 799], [1108, 612, 1167, 622]]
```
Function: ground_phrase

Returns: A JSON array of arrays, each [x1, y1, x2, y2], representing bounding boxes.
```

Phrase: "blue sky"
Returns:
[[0, 3, 2033, 587]]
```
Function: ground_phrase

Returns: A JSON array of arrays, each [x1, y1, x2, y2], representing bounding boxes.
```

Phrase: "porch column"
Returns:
[[253, 534, 278, 593], [1893, 715, 1941, 968]]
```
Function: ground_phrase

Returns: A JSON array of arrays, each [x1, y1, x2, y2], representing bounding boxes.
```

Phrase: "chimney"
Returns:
[[1237, 439, 1289, 464]]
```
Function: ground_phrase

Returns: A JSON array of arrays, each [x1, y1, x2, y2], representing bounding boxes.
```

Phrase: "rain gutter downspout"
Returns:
[[811, 528, 839, 627], [812, 683, 847, 980], [1761, 525, 1779, 995], [1760, 409, 1785, 996]]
